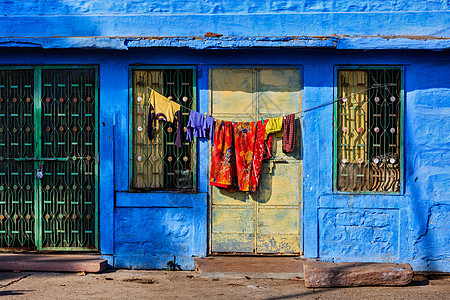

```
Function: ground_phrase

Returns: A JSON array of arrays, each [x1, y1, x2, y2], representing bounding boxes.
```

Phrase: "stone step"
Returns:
[[304, 260, 414, 287], [194, 256, 304, 279], [0, 253, 107, 273]]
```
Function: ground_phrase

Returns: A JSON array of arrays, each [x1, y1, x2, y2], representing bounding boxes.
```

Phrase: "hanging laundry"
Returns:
[[210, 120, 235, 188], [203, 115, 215, 146], [264, 117, 283, 139], [186, 110, 215, 145], [147, 89, 182, 147], [186, 110, 206, 139], [233, 122, 257, 192], [251, 120, 273, 192], [282, 114, 296, 153]]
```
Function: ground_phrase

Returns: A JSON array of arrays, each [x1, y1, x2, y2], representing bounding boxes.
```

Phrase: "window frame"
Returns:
[[128, 65, 198, 192], [333, 65, 405, 195]]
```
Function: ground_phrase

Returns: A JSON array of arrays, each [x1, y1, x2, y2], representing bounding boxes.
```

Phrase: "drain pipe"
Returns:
[[113, 113, 117, 211]]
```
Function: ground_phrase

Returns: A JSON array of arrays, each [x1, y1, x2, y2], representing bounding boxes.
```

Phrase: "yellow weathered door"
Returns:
[[210, 68, 302, 255]]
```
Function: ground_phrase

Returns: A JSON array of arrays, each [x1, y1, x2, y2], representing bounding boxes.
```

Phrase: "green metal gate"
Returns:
[[0, 66, 98, 251]]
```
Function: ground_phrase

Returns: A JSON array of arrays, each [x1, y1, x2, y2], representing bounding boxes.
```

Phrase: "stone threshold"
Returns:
[[0, 253, 107, 273], [194, 256, 304, 279]]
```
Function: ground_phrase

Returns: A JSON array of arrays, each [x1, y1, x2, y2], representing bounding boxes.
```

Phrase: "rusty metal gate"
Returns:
[[210, 68, 302, 255], [0, 66, 98, 251]]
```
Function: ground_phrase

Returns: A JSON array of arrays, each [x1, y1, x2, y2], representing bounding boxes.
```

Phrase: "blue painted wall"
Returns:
[[0, 0, 449, 271], [1, 0, 449, 38]]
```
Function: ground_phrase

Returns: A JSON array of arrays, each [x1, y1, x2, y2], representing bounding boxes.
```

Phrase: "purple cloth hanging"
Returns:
[[186, 110, 215, 145]]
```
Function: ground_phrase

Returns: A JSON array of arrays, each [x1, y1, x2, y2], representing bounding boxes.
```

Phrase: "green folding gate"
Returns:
[[0, 66, 98, 251]]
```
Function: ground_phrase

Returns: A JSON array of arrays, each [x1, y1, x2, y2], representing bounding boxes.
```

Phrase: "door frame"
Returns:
[[207, 65, 304, 256], [0, 65, 99, 251]]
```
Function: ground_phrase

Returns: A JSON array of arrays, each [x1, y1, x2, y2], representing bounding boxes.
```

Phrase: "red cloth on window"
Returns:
[[251, 120, 272, 192], [210, 120, 235, 188], [232, 122, 257, 192]]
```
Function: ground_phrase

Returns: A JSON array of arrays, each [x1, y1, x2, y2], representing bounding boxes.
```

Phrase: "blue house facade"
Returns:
[[0, 1, 448, 272]]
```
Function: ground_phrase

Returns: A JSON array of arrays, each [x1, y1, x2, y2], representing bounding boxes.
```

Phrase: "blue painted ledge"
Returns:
[[115, 191, 206, 208], [0, 36, 449, 50]]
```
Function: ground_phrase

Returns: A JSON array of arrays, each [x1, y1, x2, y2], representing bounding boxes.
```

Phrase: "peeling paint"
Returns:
[[0, 35, 449, 50]]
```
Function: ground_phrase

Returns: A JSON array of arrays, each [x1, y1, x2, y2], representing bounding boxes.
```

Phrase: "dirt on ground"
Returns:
[[0, 270, 449, 299]]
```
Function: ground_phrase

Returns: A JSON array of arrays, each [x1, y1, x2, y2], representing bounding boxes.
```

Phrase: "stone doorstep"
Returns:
[[304, 260, 414, 288], [199, 272, 302, 280], [0, 254, 107, 273], [194, 257, 305, 279]]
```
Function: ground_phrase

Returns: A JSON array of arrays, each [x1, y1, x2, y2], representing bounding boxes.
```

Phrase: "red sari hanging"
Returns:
[[232, 122, 257, 192], [250, 120, 272, 192], [210, 120, 235, 188], [210, 120, 258, 192]]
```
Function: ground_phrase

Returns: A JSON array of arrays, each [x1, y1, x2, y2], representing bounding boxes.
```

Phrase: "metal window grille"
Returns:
[[131, 68, 196, 191], [335, 67, 402, 193]]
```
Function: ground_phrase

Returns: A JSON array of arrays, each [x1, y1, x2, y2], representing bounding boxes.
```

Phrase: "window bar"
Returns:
[[131, 68, 195, 191]]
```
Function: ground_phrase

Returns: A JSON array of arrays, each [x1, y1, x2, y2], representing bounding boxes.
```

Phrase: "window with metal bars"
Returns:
[[130, 67, 196, 191], [334, 67, 403, 193]]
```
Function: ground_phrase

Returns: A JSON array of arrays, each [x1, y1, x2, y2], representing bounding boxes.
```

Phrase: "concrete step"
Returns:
[[0, 253, 107, 273], [194, 256, 304, 279]]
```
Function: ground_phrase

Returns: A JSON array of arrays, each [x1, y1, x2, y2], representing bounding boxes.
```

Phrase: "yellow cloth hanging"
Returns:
[[264, 117, 283, 140], [148, 89, 181, 123]]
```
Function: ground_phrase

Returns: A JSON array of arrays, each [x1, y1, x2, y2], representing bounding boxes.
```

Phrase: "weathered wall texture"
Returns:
[[112, 192, 207, 269], [0, 48, 443, 271], [0, 0, 449, 271], [2, 0, 449, 14], [304, 50, 450, 272], [319, 209, 399, 259], [1, 0, 449, 40]]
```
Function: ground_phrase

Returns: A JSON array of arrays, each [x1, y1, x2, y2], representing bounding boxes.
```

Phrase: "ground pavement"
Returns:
[[0, 270, 449, 299]]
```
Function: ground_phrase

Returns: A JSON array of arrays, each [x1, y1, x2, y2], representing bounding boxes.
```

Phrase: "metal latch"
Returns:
[[36, 166, 43, 179], [267, 160, 288, 174]]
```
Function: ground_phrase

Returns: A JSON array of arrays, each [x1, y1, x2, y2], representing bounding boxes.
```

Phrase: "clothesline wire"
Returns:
[[147, 84, 392, 119], [293, 84, 392, 116]]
